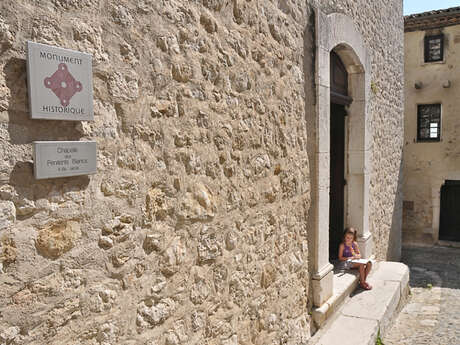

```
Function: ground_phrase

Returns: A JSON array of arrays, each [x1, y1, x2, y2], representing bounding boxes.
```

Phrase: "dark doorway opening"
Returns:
[[439, 180, 460, 242], [329, 51, 352, 260], [329, 104, 346, 259]]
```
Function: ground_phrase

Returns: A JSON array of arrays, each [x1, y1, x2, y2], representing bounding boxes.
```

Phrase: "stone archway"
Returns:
[[309, 10, 373, 309]]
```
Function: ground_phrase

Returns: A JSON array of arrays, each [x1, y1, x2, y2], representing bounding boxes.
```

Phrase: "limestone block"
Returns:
[[151, 276, 167, 294], [200, 11, 218, 33], [206, 313, 235, 339], [0, 78, 10, 113], [111, 241, 135, 267], [197, 226, 221, 264], [0, 326, 20, 343], [279, 315, 311, 345], [98, 235, 113, 249], [172, 63, 194, 83], [190, 279, 210, 304], [160, 237, 186, 276], [112, 5, 134, 27], [1, 236, 17, 266], [0, 201, 15, 230], [230, 72, 251, 92], [102, 217, 134, 240], [212, 263, 228, 292], [252, 154, 271, 176], [191, 311, 206, 331], [165, 332, 180, 345], [31, 16, 62, 45], [145, 187, 168, 221], [108, 71, 139, 101], [96, 322, 119, 345], [71, 20, 108, 62], [137, 298, 175, 328], [225, 230, 237, 250], [143, 233, 162, 253], [269, 23, 282, 43], [177, 183, 216, 221], [88, 286, 117, 313], [0, 18, 14, 49], [35, 221, 81, 259], [222, 335, 238, 345], [14, 198, 35, 216], [261, 263, 277, 288], [265, 313, 278, 331]]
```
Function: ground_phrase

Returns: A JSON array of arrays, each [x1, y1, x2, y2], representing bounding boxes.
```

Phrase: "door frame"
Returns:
[[308, 9, 373, 308]]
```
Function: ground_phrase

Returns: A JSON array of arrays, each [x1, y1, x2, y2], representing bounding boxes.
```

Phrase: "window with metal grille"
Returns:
[[417, 104, 441, 142], [424, 34, 444, 62]]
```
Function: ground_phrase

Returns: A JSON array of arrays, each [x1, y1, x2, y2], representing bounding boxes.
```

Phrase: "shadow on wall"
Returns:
[[387, 152, 403, 261], [303, 6, 317, 330], [8, 160, 90, 221], [3, 57, 90, 219]]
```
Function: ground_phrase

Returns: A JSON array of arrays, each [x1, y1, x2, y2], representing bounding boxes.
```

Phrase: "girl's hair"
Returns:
[[343, 227, 357, 242]]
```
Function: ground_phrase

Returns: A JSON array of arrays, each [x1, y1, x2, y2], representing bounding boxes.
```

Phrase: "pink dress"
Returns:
[[337, 242, 359, 270]]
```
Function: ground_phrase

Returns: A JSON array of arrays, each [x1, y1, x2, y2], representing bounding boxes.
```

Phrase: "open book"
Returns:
[[347, 258, 372, 265]]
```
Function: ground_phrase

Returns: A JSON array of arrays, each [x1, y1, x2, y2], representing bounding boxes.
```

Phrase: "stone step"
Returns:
[[312, 260, 381, 328], [311, 261, 409, 345]]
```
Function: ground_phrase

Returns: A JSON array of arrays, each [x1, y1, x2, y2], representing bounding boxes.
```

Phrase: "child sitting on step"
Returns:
[[338, 227, 373, 290]]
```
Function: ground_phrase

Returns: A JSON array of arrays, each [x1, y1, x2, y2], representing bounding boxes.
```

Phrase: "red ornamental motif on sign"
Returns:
[[44, 63, 82, 106]]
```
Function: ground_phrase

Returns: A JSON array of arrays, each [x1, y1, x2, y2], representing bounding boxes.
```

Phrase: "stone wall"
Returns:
[[0, 0, 403, 344], [403, 24, 460, 245]]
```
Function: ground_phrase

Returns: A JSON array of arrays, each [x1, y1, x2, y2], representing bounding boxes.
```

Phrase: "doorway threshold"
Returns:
[[437, 240, 460, 248]]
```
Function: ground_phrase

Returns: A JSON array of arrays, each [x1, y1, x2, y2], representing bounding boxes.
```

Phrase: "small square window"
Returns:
[[417, 104, 441, 142], [424, 35, 444, 62]]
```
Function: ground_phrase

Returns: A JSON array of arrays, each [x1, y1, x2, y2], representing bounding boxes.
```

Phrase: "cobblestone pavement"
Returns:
[[384, 245, 460, 345]]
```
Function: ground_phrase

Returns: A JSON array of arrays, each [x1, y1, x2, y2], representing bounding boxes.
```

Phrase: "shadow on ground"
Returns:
[[402, 245, 460, 289]]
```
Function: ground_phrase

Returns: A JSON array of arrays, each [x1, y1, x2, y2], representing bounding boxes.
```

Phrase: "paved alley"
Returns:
[[384, 246, 460, 345]]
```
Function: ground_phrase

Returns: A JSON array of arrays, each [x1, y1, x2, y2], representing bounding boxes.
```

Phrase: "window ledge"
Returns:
[[421, 60, 446, 66]]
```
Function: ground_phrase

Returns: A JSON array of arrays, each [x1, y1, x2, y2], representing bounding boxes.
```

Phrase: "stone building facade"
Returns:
[[0, 1, 403, 344], [404, 7, 460, 246]]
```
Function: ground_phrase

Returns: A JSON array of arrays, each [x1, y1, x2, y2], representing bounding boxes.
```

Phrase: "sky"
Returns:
[[404, 0, 460, 15]]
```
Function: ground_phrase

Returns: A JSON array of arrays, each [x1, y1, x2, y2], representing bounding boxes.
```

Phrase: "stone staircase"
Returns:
[[310, 261, 410, 345]]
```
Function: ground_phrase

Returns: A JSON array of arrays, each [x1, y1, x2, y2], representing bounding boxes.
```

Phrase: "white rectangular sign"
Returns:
[[27, 41, 94, 121], [33, 141, 97, 179]]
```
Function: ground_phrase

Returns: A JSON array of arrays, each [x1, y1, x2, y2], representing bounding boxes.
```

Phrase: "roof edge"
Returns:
[[404, 6, 460, 20], [405, 6, 460, 32]]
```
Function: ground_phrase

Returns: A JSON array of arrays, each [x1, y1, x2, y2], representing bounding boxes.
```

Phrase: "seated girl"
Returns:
[[338, 227, 372, 290]]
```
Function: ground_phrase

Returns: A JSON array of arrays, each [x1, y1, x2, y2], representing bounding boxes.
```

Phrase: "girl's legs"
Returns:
[[364, 262, 372, 288], [357, 263, 365, 284], [352, 263, 372, 289], [364, 262, 372, 281]]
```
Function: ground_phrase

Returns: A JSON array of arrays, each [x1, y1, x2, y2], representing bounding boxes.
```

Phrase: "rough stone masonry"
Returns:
[[0, 0, 403, 344]]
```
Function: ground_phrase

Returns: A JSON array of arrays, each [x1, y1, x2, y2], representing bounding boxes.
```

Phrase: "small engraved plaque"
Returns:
[[27, 41, 94, 121], [33, 141, 97, 179]]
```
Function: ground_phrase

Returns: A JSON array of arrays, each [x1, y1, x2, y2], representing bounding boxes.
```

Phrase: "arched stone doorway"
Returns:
[[309, 10, 373, 310]]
